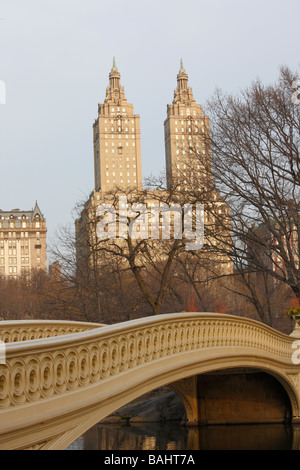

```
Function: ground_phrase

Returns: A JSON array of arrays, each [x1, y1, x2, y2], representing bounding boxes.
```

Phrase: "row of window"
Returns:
[[104, 126, 135, 133], [0, 249, 29, 256], [106, 109, 133, 115], [105, 156, 136, 162], [106, 164, 136, 170], [176, 142, 205, 148], [106, 171, 137, 177], [175, 134, 202, 141], [0, 265, 38, 277], [174, 119, 202, 125], [178, 109, 200, 117], [106, 179, 137, 185], [0, 239, 35, 245], [177, 172, 203, 179], [0, 257, 30, 265], [105, 142, 136, 147], [0, 231, 41, 238], [104, 136, 136, 144], [0, 221, 41, 228], [174, 127, 204, 133], [104, 130, 136, 137], [176, 163, 202, 169], [104, 118, 135, 124], [176, 149, 206, 156], [105, 148, 136, 155]]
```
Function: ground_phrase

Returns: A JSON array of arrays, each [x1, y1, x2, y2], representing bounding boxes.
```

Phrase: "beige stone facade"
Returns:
[[0, 202, 47, 279], [93, 58, 142, 193]]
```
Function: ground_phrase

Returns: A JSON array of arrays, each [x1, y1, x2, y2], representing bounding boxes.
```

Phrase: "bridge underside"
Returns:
[[170, 368, 292, 426]]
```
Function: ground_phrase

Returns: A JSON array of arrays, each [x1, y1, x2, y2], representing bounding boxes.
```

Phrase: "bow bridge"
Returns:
[[1, 312, 300, 450]]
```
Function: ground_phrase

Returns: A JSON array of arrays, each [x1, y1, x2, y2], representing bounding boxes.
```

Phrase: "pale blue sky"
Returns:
[[0, 0, 299, 255]]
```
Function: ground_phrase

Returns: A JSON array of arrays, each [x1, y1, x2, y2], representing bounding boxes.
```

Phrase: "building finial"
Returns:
[[179, 58, 186, 74], [111, 56, 118, 72]]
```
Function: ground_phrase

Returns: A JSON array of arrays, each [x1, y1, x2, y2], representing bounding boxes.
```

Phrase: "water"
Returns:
[[67, 421, 296, 450]]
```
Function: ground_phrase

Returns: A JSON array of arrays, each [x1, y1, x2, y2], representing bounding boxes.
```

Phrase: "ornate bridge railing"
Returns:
[[0, 320, 102, 343], [0, 313, 299, 450]]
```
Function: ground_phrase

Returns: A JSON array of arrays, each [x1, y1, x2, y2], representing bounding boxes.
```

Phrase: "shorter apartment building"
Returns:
[[0, 201, 47, 279]]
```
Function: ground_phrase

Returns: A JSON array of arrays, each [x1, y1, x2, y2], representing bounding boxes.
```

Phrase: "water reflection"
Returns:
[[68, 422, 297, 450]]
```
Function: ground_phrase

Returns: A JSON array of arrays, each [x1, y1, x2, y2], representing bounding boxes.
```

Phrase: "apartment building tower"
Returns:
[[164, 59, 212, 191], [93, 58, 142, 193], [0, 202, 47, 279]]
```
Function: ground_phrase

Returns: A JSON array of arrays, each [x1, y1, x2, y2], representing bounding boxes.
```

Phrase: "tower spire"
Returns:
[[179, 58, 185, 74], [176, 58, 189, 93], [108, 57, 121, 91], [111, 56, 118, 72]]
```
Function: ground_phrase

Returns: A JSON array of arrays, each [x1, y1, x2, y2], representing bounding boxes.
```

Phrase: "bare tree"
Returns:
[[184, 66, 300, 325], [75, 187, 191, 316]]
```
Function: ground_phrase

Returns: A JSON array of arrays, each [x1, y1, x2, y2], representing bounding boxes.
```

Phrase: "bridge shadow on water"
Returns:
[[68, 421, 294, 450]]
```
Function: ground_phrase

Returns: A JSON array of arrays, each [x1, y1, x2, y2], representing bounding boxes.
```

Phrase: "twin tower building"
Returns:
[[77, 59, 231, 273], [92, 58, 211, 196]]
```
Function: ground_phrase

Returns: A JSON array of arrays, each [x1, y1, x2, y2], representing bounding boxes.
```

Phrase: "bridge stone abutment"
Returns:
[[1, 314, 300, 450]]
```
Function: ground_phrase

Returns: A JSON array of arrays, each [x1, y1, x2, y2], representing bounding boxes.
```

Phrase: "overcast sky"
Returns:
[[0, 0, 299, 261]]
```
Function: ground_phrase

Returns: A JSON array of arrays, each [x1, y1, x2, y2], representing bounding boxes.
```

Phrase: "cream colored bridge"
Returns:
[[1, 312, 300, 450]]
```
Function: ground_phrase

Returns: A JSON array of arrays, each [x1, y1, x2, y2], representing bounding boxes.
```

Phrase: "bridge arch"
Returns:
[[0, 313, 300, 450], [169, 366, 294, 427]]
